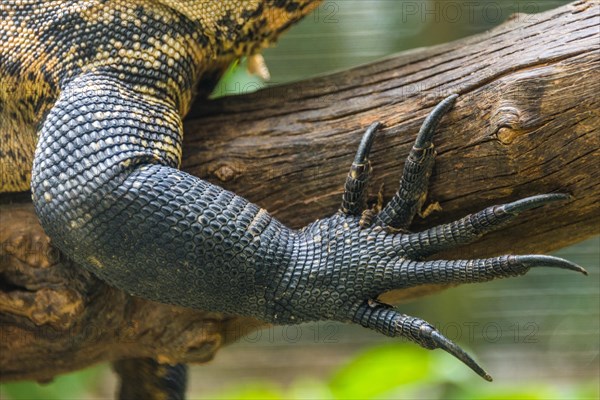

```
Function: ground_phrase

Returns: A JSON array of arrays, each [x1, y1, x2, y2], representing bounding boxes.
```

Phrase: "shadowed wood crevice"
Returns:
[[1, 0, 598, 383]]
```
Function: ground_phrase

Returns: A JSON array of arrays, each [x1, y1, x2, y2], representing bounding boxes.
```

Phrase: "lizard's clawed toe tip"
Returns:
[[353, 122, 382, 164], [430, 330, 492, 382], [414, 94, 459, 148], [516, 255, 587, 275], [445, 93, 460, 103], [500, 193, 572, 215]]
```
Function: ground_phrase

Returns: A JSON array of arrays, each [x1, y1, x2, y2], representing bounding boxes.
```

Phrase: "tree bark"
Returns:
[[1, 0, 598, 383]]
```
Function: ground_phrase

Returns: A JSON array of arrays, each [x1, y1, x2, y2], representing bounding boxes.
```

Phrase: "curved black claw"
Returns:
[[514, 255, 588, 275], [353, 122, 381, 164], [402, 193, 574, 259], [429, 329, 493, 382], [414, 94, 459, 148], [500, 193, 572, 214], [374, 94, 458, 230], [352, 303, 493, 381], [340, 122, 382, 215], [385, 255, 588, 291]]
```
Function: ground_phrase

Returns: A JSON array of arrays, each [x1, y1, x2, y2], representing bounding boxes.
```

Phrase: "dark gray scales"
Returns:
[[31, 84, 586, 381]]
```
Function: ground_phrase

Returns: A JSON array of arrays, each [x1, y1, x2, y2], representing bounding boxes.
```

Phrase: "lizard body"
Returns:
[[1, 0, 320, 192], [0, 0, 587, 395]]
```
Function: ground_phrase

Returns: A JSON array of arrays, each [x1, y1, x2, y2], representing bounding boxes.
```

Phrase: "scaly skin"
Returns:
[[1, 0, 587, 393], [0, 0, 321, 192]]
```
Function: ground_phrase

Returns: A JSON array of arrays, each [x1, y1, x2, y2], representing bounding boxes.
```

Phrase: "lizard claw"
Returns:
[[402, 193, 578, 259], [353, 121, 381, 165], [282, 95, 587, 382], [353, 302, 493, 381], [340, 122, 381, 215], [429, 329, 493, 382], [514, 255, 587, 275], [414, 93, 459, 148], [499, 193, 572, 215], [374, 94, 458, 229]]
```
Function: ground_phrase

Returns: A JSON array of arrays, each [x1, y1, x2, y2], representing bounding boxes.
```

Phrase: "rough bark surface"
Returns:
[[1, 0, 598, 382]]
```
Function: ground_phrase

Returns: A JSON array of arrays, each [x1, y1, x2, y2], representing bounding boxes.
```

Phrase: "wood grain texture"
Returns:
[[1, 0, 598, 382]]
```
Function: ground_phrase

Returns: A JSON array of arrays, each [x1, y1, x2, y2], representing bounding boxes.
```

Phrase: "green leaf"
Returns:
[[288, 377, 334, 399], [0, 364, 105, 400], [328, 343, 432, 399], [210, 58, 266, 99], [451, 383, 562, 400], [198, 382, 284, 400]]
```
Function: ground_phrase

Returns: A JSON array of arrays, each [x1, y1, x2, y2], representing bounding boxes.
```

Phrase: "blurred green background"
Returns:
[[2, 1, 598, 399]]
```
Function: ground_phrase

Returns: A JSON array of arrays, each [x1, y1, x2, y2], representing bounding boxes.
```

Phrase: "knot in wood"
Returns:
[[213, 164, 237, 182], [491, 105, 523, 145]]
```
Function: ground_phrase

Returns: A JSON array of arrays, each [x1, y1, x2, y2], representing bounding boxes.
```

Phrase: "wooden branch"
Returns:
[[1, 0, 598, 383]]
